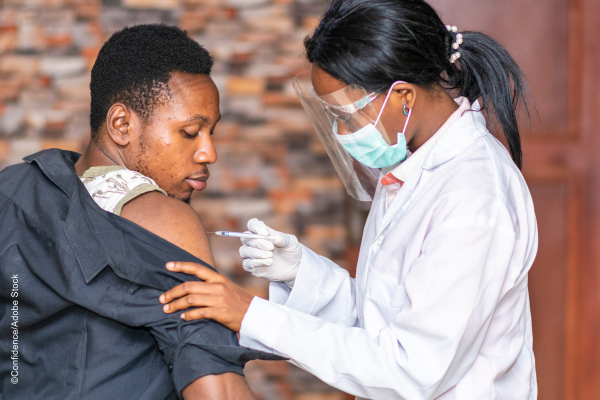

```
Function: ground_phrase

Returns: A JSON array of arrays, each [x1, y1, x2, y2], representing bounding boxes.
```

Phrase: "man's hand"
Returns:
[[159, 262, 254, 332]]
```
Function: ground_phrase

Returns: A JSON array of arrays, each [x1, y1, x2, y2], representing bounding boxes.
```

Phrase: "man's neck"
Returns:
[[74, 141, 125, 177]]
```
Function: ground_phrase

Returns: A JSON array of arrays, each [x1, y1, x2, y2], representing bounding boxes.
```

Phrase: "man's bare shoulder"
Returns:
[[120, 192, 215, 266]]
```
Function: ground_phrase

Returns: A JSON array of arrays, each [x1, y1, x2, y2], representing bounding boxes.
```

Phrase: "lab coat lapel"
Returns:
[[374, 108, 489, 238], [375, 162, 423, 238], [356, 180, 385, 310], [370, 179, 387, 235]]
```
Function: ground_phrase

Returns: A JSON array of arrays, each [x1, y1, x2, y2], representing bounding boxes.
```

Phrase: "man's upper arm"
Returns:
[[119, 193, 262, 399], [120, 192, 215, 266], [0, 156, 278, 398]]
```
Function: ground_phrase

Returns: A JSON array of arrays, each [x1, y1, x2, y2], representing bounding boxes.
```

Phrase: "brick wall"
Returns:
[[0, 0, 352, 399]]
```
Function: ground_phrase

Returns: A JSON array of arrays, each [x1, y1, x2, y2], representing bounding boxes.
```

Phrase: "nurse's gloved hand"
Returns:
[[239, 218, 302, 288]]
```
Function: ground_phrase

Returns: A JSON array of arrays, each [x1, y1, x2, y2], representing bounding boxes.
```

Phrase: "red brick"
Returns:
[[122, 0, 179, 9], [0, 55, 40, 76], [41, 139, 83, 152], [46, 34, 73, 48], [0, 141, 9, 162], [227, 76, 265, 96], [303, 16, 320, 29], [263, 92, 301, 108], [0, 25, 18, 34], [268, 189, 313, 214], [233, 176, 261, 190], [180, 10, 209, 33], [305, 225, 345, 240], [81, 46, 101, 70], [293, 177, 343, 191], [224, 7, 237, 19], [75, 0, 102, 20], [0, 31, 18, 53], [0, 78, 22, 101], [39, 75, 53, 87]]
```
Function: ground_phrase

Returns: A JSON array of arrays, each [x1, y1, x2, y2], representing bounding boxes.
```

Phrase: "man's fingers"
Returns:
[[239, 245, 272, 259], [163, 294, 216, 313], [242, 258, 273, 271], [166, 261, 220, 282], [160, 281, 210, 304], [181, 307, 215, 322]]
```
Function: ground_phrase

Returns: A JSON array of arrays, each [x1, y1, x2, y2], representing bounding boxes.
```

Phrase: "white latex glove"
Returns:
[[239, 218, 302, 288]]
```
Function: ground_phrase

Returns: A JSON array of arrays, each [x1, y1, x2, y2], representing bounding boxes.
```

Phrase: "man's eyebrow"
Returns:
[[184, 114, 222, 124], [184, 114, 210, 123]]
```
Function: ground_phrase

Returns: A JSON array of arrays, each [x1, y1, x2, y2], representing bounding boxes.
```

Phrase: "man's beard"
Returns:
[[171, 193, 192, 205], [131, 134, 195, 205]]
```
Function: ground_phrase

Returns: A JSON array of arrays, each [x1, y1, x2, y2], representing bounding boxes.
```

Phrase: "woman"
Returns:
[[159, 0, 538, 398]]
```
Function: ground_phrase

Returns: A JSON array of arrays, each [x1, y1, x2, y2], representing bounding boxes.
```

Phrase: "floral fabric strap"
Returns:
[[80, 166, 167, 216]]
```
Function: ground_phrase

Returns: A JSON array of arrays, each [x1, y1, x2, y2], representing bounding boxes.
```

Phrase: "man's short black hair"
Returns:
[[90, 24, 214, 140]]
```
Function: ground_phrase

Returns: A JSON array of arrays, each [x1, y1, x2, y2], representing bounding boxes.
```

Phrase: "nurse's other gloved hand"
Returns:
[[239, 218, 302, 288]]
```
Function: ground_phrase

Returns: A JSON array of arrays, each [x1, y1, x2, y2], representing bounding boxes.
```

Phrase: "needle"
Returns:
[[207, 231, 276, 240]]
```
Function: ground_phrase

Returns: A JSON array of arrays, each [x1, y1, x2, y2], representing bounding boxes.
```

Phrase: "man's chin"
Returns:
[[166, 190, 192, 204]]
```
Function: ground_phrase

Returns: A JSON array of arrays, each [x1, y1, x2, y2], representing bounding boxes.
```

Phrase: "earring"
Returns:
[[403, 104, 410, 116]]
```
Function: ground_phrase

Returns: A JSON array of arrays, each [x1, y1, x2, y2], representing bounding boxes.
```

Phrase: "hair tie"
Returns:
[[445, 25, 463, 64]]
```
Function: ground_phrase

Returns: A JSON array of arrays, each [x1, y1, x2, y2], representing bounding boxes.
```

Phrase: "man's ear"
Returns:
[[106, 103, 132, 147]]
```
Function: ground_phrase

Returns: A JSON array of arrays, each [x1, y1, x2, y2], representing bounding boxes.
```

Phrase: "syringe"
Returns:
[[208, 231, 276, 240]]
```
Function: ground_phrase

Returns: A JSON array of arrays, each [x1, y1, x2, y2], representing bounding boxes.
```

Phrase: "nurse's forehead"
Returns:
[[311, 64, 348, 97]]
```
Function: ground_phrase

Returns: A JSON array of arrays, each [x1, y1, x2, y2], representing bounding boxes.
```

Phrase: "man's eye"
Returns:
[[182, 130, 198, 138]]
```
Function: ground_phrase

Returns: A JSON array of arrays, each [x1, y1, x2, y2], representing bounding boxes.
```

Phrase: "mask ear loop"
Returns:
[[374, 81, 411, 147]]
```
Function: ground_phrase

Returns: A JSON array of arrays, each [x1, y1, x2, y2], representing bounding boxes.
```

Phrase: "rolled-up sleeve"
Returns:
[[0, 151, 282, 399], [22, 190, 280, 397]]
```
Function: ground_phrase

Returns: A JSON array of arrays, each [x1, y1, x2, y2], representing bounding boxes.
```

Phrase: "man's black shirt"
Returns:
[[0, 149, 279, 399]]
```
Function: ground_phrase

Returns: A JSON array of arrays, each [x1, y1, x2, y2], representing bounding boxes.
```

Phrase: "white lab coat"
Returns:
[[240, 102, 538, 399]]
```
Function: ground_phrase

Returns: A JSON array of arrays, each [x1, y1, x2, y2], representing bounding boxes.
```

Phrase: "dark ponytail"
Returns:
[[445, 32, 529, 168], [304, 0, 531, 169]]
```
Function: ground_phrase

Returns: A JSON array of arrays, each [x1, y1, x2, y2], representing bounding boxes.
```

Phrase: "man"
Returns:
[[0, 24, 279, 400]]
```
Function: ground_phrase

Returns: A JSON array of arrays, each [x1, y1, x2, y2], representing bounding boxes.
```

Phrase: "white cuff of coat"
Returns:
[[268, 245, 327, 314], [239, 296, 288, 355]]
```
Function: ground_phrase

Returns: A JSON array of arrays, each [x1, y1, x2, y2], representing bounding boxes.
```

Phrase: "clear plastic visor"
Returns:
[[308, 83, 394, 146], [292, 70, 383, 201]]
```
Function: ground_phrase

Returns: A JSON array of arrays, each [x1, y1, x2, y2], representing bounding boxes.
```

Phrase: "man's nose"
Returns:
[[193, 135, 217, 165]]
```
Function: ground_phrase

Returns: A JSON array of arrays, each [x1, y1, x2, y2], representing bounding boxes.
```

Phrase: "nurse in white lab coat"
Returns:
[[160, 0, 538, 398]]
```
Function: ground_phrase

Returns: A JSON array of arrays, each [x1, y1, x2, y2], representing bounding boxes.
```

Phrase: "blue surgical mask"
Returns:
[[334, 121, 408, 168], [333, 81, 411, 169]]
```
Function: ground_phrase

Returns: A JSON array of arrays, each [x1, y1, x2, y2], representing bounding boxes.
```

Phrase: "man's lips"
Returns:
[[185, 176, 208, 191]]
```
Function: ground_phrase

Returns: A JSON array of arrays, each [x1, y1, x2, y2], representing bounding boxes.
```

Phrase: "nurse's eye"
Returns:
[[336, 114, 352, 124]]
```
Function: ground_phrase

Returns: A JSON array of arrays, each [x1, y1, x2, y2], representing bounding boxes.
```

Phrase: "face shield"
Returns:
[[292, 70, 408, 201]]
